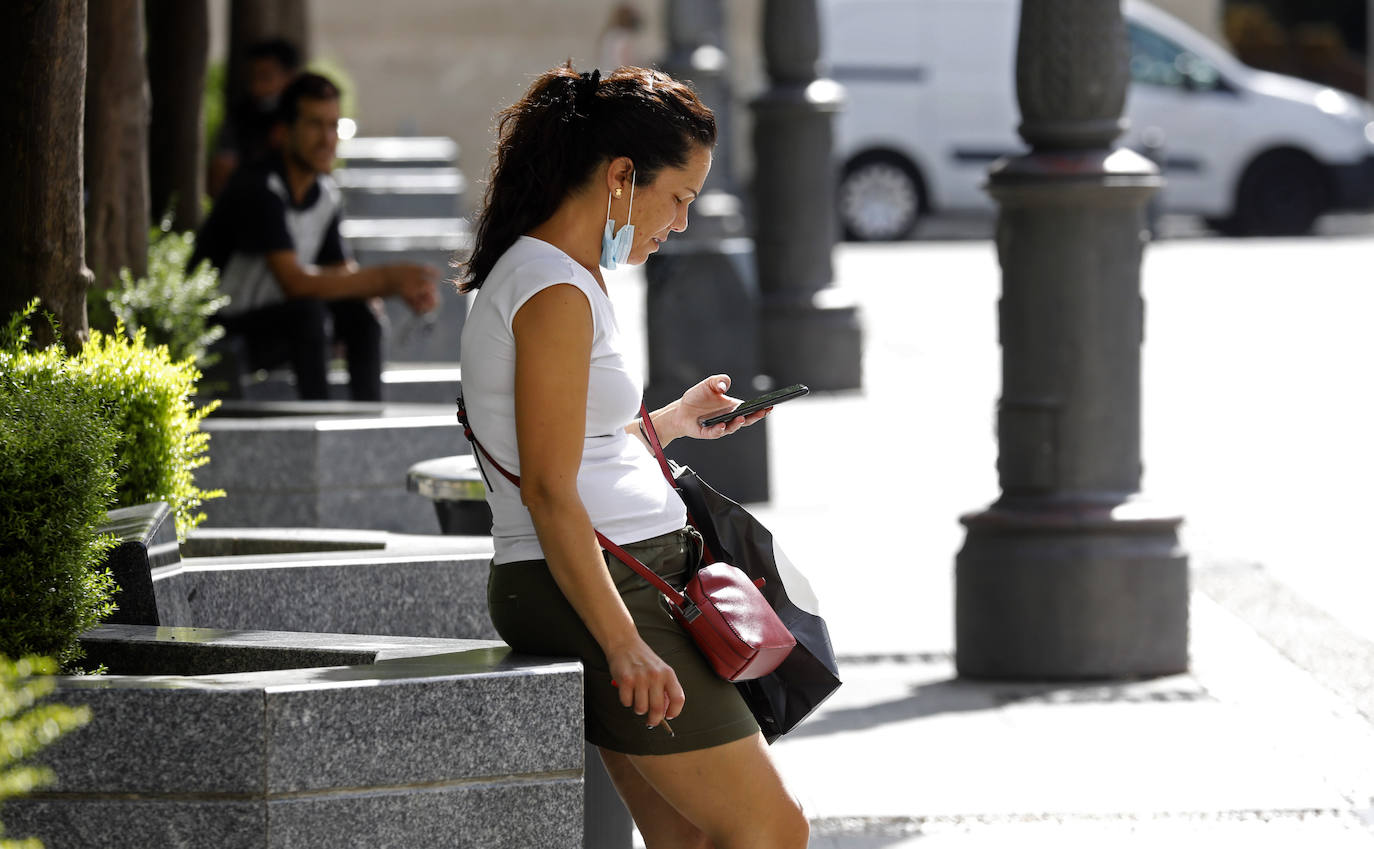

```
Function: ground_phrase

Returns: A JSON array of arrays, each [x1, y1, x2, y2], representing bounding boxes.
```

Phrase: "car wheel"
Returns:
[[838, 154, 922, 241], [1231, 150, 1329, 236]]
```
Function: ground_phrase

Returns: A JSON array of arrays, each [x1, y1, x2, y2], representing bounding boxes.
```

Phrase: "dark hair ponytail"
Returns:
[[459, 63, 716, 291]]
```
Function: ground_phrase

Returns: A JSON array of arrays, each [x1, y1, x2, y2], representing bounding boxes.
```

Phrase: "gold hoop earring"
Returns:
[[614, 187, 623, 198]]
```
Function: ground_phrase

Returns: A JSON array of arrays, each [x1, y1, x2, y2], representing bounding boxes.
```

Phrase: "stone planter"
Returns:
[[166, 528, 634, 849], [160, 527, 498, 639], [199, 401, 466, 533], [7, 625, 583, 849]]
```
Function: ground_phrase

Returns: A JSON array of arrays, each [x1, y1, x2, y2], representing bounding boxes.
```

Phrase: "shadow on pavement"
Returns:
[[786, 667, 1209, 740]]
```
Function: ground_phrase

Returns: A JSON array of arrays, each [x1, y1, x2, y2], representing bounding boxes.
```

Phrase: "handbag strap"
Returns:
[[455, 393, 689, 608], [637, 403, 675, 486], [638, 403, 724, 565]]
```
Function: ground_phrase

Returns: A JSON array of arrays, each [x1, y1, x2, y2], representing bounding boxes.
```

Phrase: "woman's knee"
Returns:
[[771, 794, 809, 849], [708, 793, 806, 849], [791, 800, 811, 846]]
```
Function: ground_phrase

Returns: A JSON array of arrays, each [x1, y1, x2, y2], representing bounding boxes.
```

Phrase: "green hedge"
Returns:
[[67, 325, 223, 536], [2, 301, 222, 667], [0, 311, 119, 669]]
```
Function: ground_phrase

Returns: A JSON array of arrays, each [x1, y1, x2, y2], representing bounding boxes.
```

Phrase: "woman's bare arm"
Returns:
[[513, 283, 684, 728], [626, 374, 770, 450]]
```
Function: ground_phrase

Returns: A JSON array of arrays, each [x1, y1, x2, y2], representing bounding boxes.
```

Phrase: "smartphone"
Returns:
[[698, 384, 810, 427]]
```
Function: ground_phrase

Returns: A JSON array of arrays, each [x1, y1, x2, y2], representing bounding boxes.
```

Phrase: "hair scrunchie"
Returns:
[[570, 68, 601, 119]]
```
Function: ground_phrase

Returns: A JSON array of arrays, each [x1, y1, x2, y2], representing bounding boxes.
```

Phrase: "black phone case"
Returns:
[[699, 385, 809, 427]]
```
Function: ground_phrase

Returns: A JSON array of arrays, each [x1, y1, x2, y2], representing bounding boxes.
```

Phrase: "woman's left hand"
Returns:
[[670, 374, 770, 441]]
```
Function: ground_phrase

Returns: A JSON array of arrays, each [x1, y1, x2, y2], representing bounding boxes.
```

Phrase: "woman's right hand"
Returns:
[[608, 637, 685, 730]]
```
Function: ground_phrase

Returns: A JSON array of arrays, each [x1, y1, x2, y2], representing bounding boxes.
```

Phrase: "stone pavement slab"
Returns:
[[808, 816, 1374, 848], [765, 589, 1374, 845]]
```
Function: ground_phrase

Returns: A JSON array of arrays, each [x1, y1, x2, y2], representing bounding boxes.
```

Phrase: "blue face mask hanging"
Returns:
[[600, 172, 636, 270]]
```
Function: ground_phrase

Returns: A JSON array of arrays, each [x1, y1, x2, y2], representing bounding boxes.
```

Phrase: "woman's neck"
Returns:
[[527, 191, 607, 289]]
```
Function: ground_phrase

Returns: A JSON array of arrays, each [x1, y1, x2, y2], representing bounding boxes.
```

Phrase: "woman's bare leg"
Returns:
[[599, 748, 712, 849], [626, 733, 808, 849]]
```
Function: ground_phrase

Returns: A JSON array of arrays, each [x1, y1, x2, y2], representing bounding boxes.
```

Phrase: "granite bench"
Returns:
[[198, 400, 466, 534], [8, 625, 583, 849], [94, 503, 627, 848]]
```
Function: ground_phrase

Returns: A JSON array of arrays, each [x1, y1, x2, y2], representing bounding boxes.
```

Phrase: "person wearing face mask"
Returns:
[[457, 65, 808, 849], [208, 38, 300, 199]]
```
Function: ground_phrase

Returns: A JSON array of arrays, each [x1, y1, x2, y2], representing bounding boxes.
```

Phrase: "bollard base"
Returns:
[[645, 236, 759, 393], [646, 236, 770, 504], [645, 382, 770, 505], [760, 297, 863, 392], [955, 500, 1189, 680], [432, 500, 493, 536]]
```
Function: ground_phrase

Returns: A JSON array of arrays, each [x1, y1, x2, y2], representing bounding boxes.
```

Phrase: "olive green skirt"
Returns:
[[487, 527, 760, 756]]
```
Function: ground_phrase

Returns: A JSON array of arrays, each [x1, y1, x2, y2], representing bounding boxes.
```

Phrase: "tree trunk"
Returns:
[[227, 0, 309, 106], [86, 0, 150, 289], [146, 0, 209, 233], [0, 0, 93, 351]]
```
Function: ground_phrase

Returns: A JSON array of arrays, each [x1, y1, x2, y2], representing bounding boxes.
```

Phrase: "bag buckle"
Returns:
[[678, 600, 701, 623]]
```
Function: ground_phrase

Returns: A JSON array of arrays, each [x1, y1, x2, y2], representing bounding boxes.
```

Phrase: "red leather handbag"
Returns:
[[457, 395, 796, 682], [597, 531, 796, 682]]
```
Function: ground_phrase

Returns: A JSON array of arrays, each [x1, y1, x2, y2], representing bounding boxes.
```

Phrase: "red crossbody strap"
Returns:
[[456, 393, 688, 608], [638, 404, 723, 564], [456, 393, 520, 489], [637, 403, 724, 564], [638, 403, 675, 485], [593, 530, 687, 606]]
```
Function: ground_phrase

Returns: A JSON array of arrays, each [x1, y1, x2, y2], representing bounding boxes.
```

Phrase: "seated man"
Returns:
[[192, 72, 438, 401]]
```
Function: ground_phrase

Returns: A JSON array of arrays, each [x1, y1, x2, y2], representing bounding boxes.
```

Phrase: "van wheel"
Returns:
[[838, 154, 922, 241], [1230, 150, 1328, 236]]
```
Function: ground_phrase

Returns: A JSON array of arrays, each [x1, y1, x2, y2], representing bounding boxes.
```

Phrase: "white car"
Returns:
[[824, 0, 1374, 239]]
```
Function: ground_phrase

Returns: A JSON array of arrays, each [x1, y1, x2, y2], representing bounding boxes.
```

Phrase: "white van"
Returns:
[[822, 0, 1374, 239]]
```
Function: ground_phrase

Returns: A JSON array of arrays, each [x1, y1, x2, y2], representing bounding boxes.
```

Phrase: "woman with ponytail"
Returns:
[[458, 65, 808, 848]]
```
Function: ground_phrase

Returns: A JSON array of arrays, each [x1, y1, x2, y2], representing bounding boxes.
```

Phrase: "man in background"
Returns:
[[192, 72, 438, 401]]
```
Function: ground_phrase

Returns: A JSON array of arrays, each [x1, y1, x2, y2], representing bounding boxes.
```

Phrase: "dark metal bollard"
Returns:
[[406, 455, 492, 535], [751, 0, 863, 391], [954, 0, 1188, 680]]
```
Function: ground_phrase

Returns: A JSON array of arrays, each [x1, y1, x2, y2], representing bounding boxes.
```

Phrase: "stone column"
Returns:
[[751, 0, 862, 391], [645, 0, 770, 503], [663, 0, 737, 204], [954, 0, 1189, 679]]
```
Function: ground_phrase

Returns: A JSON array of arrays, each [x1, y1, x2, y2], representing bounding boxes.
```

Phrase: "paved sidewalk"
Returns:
[[613, 233, 1374, 846], [772, 593, 1374, 846]]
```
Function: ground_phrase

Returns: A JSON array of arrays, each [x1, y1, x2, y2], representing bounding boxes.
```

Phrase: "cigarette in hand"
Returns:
[[611, 679, 676, 736]]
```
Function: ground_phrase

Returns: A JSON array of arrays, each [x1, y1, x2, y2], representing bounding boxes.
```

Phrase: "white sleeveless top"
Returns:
[[459, 236, 687, 564]]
